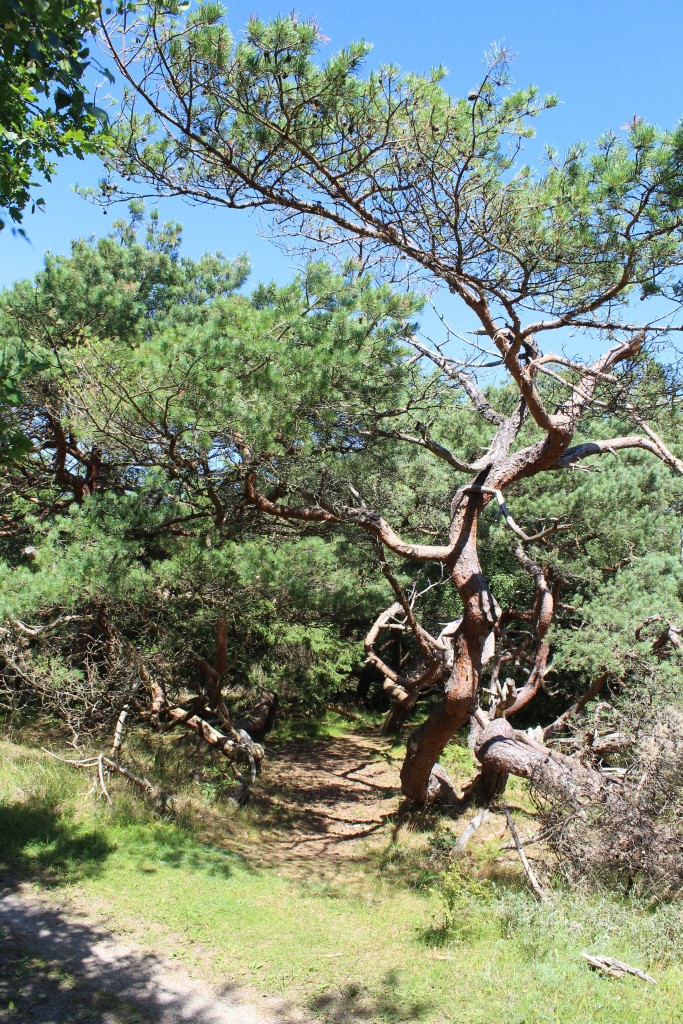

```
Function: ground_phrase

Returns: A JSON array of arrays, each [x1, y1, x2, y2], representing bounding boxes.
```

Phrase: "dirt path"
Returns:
[[252, 732, 402, 865], [0, 886, 310, 1024], [0, 731, 404, 1023]]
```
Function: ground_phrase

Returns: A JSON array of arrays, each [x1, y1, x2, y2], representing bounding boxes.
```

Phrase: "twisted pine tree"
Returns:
[[91, 7, 683, 805]]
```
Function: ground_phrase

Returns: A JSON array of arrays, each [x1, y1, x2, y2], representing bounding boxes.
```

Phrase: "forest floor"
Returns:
[[1, 722, 682, 1024], [244, 731, 404, 866]]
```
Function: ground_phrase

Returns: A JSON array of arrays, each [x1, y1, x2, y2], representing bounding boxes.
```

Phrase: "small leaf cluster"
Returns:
[[0, 0, 108, 230]]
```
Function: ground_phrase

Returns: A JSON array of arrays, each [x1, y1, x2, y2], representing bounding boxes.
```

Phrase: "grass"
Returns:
[[1, 734, 683, 1024], [268, 707, 388, 743]]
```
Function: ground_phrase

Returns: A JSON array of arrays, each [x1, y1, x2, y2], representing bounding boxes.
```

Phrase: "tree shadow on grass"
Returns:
[[310, 970, 434, 1023], [121, 827, 254, 880], [0, 796, 257, 890], [0, 897, 304, 1024], [0, 798, 114, 888]]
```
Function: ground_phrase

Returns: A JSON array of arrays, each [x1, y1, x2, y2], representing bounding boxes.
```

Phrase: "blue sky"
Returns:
[[2, 0, 682, 319]]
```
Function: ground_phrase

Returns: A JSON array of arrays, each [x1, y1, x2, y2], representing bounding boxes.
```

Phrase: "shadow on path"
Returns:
[[251, 734, 401, 870], [0, 889, 306, 1024]]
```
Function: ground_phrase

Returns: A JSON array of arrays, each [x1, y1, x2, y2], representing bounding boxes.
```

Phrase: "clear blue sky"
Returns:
[[2, 0, 682, 300]]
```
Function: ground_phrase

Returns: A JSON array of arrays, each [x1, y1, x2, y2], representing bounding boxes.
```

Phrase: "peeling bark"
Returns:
[[473, 718, 605, 805]]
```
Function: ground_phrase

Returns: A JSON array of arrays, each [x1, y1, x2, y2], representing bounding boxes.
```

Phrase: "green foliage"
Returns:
[[430, 864, 498, 944], [553, 551, 683, 689], [430, 857, 683, 969], [100, 7, 683, 320], [92, 10, 683, 730], [2, 209, 683, 737], [0, 212, 423, 727], [0, 349, 46, 462], [0, 0, 107, 230]]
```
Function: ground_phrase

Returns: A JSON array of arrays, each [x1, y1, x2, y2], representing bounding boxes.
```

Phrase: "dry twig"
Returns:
[[502, 801, 547, 901], [581, 954, 656, 984], [452, 809, 489, 854]]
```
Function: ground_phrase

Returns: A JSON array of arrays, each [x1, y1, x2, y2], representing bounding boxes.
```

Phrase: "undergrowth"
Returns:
[[430, 863, 683, 969]]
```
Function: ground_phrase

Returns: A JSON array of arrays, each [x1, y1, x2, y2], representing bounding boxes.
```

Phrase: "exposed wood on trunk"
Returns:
[[147, 672, 167, 714], [166, 705, 256, 759], [504, 546, 556, 718], [110, 677, 141, 758], [365, 601, 404, 682]]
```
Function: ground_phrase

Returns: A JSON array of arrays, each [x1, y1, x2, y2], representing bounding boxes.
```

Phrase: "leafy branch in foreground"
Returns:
[[0, 0, 109, 230]]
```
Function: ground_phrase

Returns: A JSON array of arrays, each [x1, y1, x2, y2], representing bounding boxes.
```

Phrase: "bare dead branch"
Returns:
[[544, 674, 608, 740], [502, 800, 547, 901]]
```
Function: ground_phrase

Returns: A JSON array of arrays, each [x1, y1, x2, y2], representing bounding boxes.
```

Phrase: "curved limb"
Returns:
[[364, 600, 452, 733]]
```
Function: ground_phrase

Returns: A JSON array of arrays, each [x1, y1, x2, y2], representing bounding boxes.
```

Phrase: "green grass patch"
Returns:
[[269, 707, 387, 743], [1, 738, 682, 1024]]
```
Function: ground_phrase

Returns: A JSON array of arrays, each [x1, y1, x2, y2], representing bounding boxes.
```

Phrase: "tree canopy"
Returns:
[[90, 4, 683, 806], [1, 205, 681, 827]]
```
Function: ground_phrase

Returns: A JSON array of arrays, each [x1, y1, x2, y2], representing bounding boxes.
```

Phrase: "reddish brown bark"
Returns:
[[215, 618, 228, 676], [400, 497, 496, 803]]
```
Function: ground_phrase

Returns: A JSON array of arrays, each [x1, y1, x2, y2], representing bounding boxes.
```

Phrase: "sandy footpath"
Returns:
[[0, 885, 309, 1024]]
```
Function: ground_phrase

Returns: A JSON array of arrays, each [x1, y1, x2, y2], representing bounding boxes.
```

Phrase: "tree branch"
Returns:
[[554, 434, 683, 474]]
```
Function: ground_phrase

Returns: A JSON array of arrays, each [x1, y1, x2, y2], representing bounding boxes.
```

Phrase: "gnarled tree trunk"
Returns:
[[400, 497, 497, 803]]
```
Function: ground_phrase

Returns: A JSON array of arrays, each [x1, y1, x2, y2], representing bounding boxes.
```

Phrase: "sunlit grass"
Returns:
[[1, 737, 682, 1024]]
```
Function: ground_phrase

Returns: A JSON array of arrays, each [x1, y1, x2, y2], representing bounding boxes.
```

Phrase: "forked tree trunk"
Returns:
[[395, 491, 604, 809], [380, 657, 447, 735], [400, 500, 496, 804]]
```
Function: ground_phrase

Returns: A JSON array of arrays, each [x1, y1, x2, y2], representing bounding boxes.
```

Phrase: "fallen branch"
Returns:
[[499, 826, 551, 850], [325, 703, 361, 722], [111, 676, 142, 757], [581, 954, 656, 984], [502, 801, 547, 901], [4, 614, 94, 637], [43, 749, 166, 806], [452, 808, 489, 855], [97, 754, 112, 805], [100, 756, 165, 804]]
